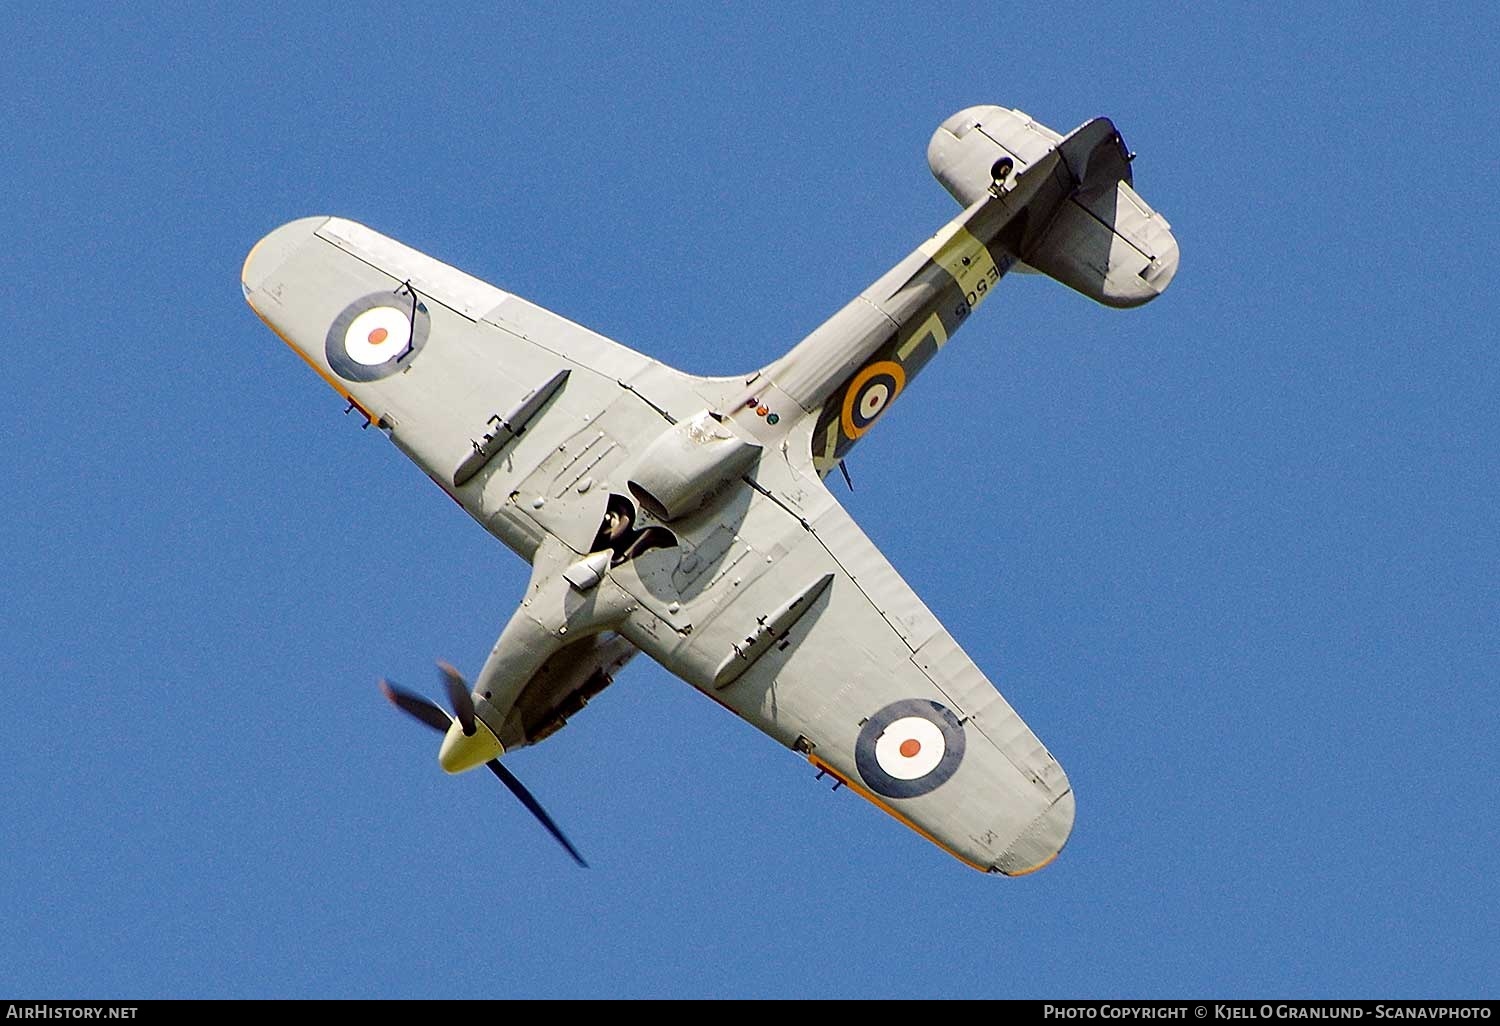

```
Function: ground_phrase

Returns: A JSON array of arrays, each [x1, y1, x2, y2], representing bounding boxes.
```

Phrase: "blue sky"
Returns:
[[3, 3, 1496, 999]]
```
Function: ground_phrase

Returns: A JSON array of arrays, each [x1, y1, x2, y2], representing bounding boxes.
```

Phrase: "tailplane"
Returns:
[[928, 106, 1178, 307]]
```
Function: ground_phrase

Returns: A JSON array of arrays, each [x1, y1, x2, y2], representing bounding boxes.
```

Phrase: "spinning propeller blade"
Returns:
[[486, 759, 589, 868], [380, 680, 450, 733], [379, 670, 589, 867], [438, 661, 477, 736]]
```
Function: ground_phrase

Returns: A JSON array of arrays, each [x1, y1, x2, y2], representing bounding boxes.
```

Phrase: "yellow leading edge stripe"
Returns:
[[242, 235, 381, 425], [807, 754, 992, 873], [1006, 846, 1063, 877], [245, 298, 381, 425], [804, 755, 1064, 876]]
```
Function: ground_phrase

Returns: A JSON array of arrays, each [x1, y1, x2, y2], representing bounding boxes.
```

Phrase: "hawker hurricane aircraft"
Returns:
[[241, 105, 1178, 873]]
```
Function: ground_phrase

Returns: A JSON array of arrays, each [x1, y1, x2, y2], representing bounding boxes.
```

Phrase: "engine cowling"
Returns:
[[627, 410, 762, 521]]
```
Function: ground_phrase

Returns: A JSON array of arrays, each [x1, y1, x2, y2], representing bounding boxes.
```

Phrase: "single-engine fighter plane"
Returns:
[[242, 106, 1177, 873]]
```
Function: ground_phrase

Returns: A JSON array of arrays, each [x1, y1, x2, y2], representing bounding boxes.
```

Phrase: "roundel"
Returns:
[[854, 699, 966, 799], [840, 360, 906, 440], [324, 292, 431, 382]]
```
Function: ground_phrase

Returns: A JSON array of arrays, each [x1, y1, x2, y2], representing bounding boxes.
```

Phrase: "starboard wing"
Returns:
[[242, 217, 681, 508], [691, 469, 1075, 874]]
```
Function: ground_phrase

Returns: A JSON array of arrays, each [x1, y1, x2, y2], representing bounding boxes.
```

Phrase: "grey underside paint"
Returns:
[[242, 134, 1098, 870]]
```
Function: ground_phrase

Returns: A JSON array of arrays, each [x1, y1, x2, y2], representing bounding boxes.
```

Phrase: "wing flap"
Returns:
[[482, 295, 654, 385]]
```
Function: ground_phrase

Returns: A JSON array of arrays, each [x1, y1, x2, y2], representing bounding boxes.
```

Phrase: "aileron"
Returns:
[[316, 216, 512, 321]]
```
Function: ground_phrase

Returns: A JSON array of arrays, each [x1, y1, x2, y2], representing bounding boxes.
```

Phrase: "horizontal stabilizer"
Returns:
[[929, 106, 1178, 307]]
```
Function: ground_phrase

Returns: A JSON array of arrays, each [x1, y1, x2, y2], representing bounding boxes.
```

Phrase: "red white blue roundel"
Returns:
[[325, 292, 430, 382], [854, 699, 966, 799]]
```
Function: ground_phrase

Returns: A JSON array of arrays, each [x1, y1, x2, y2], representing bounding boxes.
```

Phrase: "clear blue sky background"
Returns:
[[3, 3, 1495, 1000]]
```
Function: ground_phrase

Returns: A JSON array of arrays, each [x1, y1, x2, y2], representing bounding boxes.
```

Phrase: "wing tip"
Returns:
[[994, 788, 1075, 876], [242, 215, 332, 298]]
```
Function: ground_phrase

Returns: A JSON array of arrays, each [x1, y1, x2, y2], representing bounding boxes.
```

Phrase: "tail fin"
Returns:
[[928, 106, 1179, 307]]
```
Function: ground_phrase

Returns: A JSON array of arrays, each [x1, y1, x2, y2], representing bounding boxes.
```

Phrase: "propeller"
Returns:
[[438, 661, 476, 737], [379, 680, 450, 733], [379, 671, 589, 868], [486, 760, 588, 868]]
